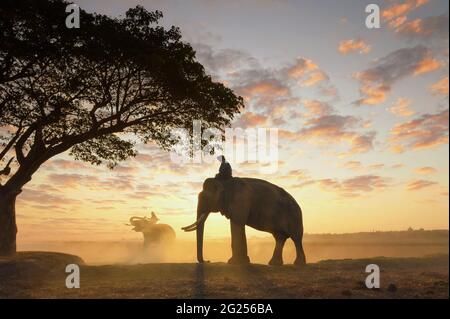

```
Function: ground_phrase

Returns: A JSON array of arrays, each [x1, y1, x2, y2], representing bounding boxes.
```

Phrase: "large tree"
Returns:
[[0, 0, 243, 255]]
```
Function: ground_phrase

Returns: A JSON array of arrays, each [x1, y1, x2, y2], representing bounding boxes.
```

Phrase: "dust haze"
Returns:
[[18, 230, 449, 265]]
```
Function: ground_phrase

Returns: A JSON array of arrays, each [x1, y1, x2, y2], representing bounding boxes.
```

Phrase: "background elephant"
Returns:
[[182, 177, 306, 266], [127, 214, 176, 248]]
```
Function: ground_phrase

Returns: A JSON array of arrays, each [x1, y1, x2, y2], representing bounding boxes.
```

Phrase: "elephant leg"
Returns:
[[228, 221, 250, 264], [292, 234, 306, 266], [268, 232, 287, 266]]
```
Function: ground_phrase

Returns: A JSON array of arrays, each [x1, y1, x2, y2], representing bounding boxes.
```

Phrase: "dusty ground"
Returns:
[[0, 252, 448, 298]]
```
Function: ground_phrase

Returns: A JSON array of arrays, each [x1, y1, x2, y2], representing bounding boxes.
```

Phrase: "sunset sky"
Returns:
[[12, 0, 449, 244]]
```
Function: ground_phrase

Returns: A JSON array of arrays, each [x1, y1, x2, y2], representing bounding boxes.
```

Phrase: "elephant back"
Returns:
[[240, 177, 302, 233]]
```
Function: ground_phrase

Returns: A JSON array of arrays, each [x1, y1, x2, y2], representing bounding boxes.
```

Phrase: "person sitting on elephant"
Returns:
[[215, 155, 233, 214], [149, 211, 159, 224], [215, 155, 232, 180]]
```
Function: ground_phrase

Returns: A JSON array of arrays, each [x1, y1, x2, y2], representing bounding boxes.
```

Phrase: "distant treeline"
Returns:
[[302, 229, 449, 245]]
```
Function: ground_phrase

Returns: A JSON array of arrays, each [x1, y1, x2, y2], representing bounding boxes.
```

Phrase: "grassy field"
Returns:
[[0, 252, 447, 298]]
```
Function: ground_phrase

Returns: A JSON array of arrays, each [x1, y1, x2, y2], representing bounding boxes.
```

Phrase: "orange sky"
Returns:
[[4, 0, 448, 243]]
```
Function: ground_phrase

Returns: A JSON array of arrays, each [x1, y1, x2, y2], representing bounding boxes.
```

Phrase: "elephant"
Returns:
[[182, 177, 306, 266], [127, 214, 176, 248]]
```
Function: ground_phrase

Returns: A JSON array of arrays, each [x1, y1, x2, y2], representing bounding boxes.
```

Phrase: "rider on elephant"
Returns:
[[215, 155, 233, 215], [215, 155, 232, 180]]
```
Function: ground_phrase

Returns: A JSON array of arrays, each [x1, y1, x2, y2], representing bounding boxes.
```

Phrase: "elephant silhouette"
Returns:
[[182, 177, 306, 266], [127, 212, 175, 248]]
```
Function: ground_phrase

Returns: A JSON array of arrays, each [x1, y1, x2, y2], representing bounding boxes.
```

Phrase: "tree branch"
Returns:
[[0, 123, 23, 162]]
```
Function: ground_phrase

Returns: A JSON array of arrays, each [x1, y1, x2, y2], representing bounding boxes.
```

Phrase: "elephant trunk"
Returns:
[[181, 193, 210, 263], [180, 191, 211, 263]]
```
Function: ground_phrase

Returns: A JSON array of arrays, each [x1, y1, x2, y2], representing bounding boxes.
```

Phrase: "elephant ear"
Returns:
[[221, 178, 252, 226]]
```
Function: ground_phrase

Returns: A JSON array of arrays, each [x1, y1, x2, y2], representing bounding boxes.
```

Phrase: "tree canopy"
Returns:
[[0, 0, 243, 184]]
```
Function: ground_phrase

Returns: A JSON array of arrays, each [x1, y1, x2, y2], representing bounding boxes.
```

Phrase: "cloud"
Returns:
[[343, 161, 362, 170], [382, 0, 429, 22], [355, 83, 390, 106], [285, 57, 329, 87], [413, 58, 443, 75], [18, 188, 81, 208], [298, 115, 376, 154], [47, 173, 100, 188], [414, 166, 437, 174], [368, 163, 385, 170], [430, 76, 449, 96], [45, 159, 93, 170], [302, 100, 334, 118], [193, 43, 259, 73], [239, 80, 289, 100], [286, 58, 319, 78], [131, 145, 194, 176], [338, 39, 371, 55], [230, 56, 337, 123], [319, 85, 339, 99], [406, 179, 437, 191], [233, 112, 268, 128], [302, 70, 328, 87], [341, 161, 385, 171], [382, 1, 447, 43], [111, 165, 140, 174], [317, 175, 389, 197], [287, 169, 310, 179], [348, 132, 377, 154], [278, 169, 311, 181], [389, 16, 408, 29], [291, 171, 389, 197], [395, 15, 449, 40], [231, 68, 292, 112], [46, 173, 135, 191], [389, 109, 449, 152], [354, 45, 442, 105], [387, 98, 415, 117], [278, 98, 376, 154]]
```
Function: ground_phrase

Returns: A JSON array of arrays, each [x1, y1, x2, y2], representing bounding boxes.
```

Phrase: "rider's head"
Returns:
[[217, 155, 226, 163]]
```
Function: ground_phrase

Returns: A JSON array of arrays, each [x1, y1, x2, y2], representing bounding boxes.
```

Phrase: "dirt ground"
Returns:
[[0, 252, 448, 298]]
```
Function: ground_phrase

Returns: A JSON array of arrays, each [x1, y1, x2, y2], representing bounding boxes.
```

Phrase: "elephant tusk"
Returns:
[[182, 222, 200, 232], [183, 224, 199, 232], [181, 213, 208, 232]]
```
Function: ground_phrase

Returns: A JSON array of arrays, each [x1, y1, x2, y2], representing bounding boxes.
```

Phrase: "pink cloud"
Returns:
[[390, 109, 449, 152], [414, 166, 437, 174], [430, 76, 449, 96], [354, 45, 442, 106], [338, 39, 371, 55], [387, 98, 415, 117], [406, 179, 437, 191]]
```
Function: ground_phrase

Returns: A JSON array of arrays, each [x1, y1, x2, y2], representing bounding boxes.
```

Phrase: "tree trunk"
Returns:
[[0, 191, 18, 256]]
